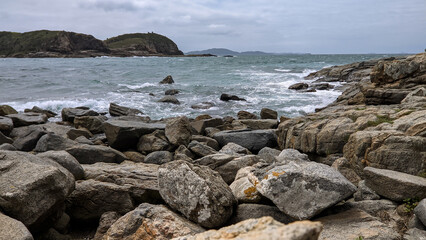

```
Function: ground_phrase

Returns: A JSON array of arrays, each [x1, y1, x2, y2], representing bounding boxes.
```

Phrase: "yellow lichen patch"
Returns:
[[263, 175, 269, 180], [271, 171, 286, 177], [244, 186, 257, 198]]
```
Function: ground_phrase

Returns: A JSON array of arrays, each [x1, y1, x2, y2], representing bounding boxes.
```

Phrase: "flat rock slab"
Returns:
[[66, 144, 127, 164], [103, 120, 165, 150], [6, 113, 48, 127], [158, 160, 236, 228], [364, 167, 426, 201], [213, 129, 277, 153], [248, 159, 357, 220], [103, 203, 204, 240], [175, 216, 323, 240], [316, 208, 400, 240]]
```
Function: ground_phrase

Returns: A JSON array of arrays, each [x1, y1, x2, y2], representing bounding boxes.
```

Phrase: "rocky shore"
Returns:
[[0, 53, 425, 240]]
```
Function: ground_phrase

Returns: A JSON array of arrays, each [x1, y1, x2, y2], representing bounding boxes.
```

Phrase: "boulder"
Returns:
[[316, 208, 400, 240], [11, 126, 47, 151], [0, 212, 33, 240], [191, 135, 220, 150], [275, 148, 310, 164], [363, 167, 426, 201], [66, 128, 93, 140], [288, 82, 309, 90], [123, 151, 145, 162], [238, 119, 278, 129], [257, 147, 280, 163], [24, 106, 57, 118], [0, 143, 16, 150], [158, 160, 236, 228], [0, 116, 14, 135], [220, 93, 246, 101], [219, 142, 252, 155], [158, 96, 180, 104], [229, 167, 262, 203], [137, 129, 172, 154], [331, 157, 361, 185], [237, 110, 258, 120], [188, 140, 218, 158], [0, 151, 75, 230], [316, 117, 355, 155], [260, 108, 278, 120], [159, 75, 174, 84], [74, 116, 107, 134], [144, 151, 173, 165], [0, 104, 18, 116], [165, 89, 179, 95], [311, 83, 334, 90], [191, 118, 223, 135], [103, 203, 204, 240], [414, 198, 426, 227], [66, 179, 135, 221], [213, 129, 277, 153], [103, 119, 165, 150], [248, 159, 357, 219], [34, 133, 77, 152], [353, 180, 380, 201], [165, 116, 192, 146], [229, 204, 294, 224], [66, 144, 127, 164], [93, 212, 121, 240], [37, 150, 85, 180], [174, 145, 195, 159], [109, 103, 143, 117], [0, 131, 13, 144], [6, 113, 48, 127], [403, 228, 426, 240], [61, 107, 99, 123], [175, 217, 323, 240]]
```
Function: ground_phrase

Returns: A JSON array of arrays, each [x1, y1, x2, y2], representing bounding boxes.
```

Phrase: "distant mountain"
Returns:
[[186, 48, 239, 56]]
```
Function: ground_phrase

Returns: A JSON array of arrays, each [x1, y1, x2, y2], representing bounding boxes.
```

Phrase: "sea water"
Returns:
[[0, 54, 393, 120]]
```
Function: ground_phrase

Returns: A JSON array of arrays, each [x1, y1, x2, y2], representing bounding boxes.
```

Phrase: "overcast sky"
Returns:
[[1, 0, 425, 53]]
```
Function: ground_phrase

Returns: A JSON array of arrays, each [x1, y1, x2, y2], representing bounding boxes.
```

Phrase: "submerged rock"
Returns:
[[220, 93, 246, 101], [158, 96, 180, 104]]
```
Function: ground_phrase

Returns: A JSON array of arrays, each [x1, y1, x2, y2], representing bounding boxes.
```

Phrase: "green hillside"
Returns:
[[0, 30, 61, 56]]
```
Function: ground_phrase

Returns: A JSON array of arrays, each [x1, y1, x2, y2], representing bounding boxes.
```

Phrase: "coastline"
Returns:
[[0, 52, 425, 239]]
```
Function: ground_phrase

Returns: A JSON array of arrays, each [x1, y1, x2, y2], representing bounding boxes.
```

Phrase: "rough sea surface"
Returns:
[[0, 54, 394, 120]]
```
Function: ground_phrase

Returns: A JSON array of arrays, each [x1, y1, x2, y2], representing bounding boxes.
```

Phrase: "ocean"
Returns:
[[0, 54, 394, 120]]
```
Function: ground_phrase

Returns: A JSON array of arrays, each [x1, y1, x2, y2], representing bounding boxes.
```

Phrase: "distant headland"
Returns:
[[0, 30, 183, 58]]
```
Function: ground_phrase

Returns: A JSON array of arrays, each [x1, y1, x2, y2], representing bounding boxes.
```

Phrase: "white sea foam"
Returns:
[[118, 83, 156, 89], [274, 68, 291, 72]]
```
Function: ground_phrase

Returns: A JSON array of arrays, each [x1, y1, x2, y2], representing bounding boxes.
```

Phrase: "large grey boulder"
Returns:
[[0, 212, 33, 240], [260, 108, 278, 120], [158, 160, 236, 228], [248, 158, 357, 220], [34, 133, 77, 152], [144, 150, 173, 165], [165, 116, 192, 146], [213, 129, 277, 153], [6, 113, 48, 127], [158, 96, 180, 104], [66, 144, 127, 164], [414, 198, 426, 227], [0, 143, 16, 150], [0, 116, 13, 135], [0, 151, 75, 229], [364, 167, 426, 201], [137, 130, 172, 154], [191, 135, 220, 150], [257, 147, 281, 163], [237, 119, 278, 130], [109, 103, 143, 117], [0, 131, 13, 144], [353, 180, 380, 201], [103, 203, 205, 240], [188, 140, 218, 158], [66, 179, 135, 221], [103, 119, 165, 150], [11, 126, 47, 151], [0, 104, 18, 116], [191, 118, 223, 135], [175, 217, 323, 240], [61, 107, 99, 123], [74, 116, 107, 134], [219, 142, 252, 155], [37, 150, 85, 180], [24, 106, 57, 118]]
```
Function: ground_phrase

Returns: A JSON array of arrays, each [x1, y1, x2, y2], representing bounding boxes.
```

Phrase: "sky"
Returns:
[[1, 0, 425, 54]]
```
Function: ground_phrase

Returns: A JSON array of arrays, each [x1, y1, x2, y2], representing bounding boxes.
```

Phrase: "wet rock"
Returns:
[[229, 204, 294, 224], [137, 129, 172, 154], [353, 180, 380, 201], [0, 116, 14, 135], [159, 75, 174, 84], [213, 129, 277, 153], [316, 208, 400, 240], [188, 140, 218, 158], [176, 217, 323, 240], [191, 135, 220, 150], [34, 133, 77, 152], [364, 167, 426, 201], [37, 150, 85, 180], [288, 82, 309, 90], [144, 151, 173, 165], [24, 106, 57, 118], [165, 89, 179, 95], [220, 93, 246, 101], [414, 198, 426, 227], [257, 147, 280, 163], [6, 113, 48, 127], [74, 116, 107, 134], [0, 151, 75, 230], [248, 158, 357, 220], [260, 108, 278, 120], [108, 103, 143, 117], [191, 118, 223, 135], [93, 212, 121, 240], [103, 203, 204, 240], [0, 104, 18, 116], [66, 179, 135, 221], [66, 145, 127, 164], [103, 119, 165, 150], [219, 142, 252, 155], [158, 160, 236, 228], [158, 96, 180, 104], [311, 83, 334, 90], [61, 107, 99, 123], [0, 212, 33, 240], [165, 116, 192, 146]]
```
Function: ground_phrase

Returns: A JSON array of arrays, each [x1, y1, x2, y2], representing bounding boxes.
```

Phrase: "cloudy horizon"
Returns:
[[1, 0, 425, 54]]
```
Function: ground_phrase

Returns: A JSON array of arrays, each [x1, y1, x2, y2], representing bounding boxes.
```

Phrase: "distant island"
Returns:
[[186, 48, 309, 56], [0, 30, 183, 57]]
